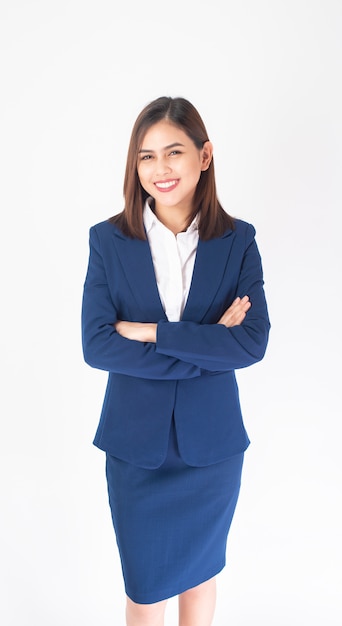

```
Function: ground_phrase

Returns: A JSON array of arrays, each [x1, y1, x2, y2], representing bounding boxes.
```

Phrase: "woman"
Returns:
[[81, 96, 270, 626]]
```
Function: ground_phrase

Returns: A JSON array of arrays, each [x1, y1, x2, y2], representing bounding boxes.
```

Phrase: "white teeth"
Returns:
[[155, 180, 177, 189]]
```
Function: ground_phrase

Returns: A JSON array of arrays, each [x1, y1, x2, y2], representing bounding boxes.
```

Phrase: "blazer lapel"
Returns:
[[112, 227, 235, 323], [182, 230, 235, 322], [113, 230, 167, 321]]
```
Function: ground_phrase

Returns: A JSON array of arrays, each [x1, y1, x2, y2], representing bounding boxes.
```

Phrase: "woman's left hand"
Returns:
[[217, 296, 251, 327], [115, 321, 157, 343]]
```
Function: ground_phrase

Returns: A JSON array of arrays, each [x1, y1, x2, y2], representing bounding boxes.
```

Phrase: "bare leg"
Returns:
[[126, 596, 168, 626], [178, 577, 216, 626]]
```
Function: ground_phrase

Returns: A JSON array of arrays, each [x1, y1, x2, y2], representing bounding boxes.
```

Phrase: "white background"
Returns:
[[1, 1, 341, 624]]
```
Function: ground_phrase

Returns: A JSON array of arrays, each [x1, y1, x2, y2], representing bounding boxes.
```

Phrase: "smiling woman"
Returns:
[[112, 96, 235, 241], [136, 121, 213, 234], [81, 96, 270, 626]]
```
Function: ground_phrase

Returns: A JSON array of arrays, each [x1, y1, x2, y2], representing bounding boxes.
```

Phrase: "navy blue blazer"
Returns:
[[81, 217, 270, 469]]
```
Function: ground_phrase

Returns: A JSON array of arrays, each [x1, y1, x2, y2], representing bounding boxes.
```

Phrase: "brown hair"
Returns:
[[110, 96, 234, 240]]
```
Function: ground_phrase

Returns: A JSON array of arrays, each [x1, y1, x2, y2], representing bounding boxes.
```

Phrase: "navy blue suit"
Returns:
[[81, 217, 270, 469]]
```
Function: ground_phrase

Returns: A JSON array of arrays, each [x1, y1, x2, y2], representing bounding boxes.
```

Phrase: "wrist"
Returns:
[[148, 323, 157, 343]]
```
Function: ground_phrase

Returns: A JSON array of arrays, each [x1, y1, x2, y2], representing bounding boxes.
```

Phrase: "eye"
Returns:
[[139, 154, 153, 161], [169, 150, 181, 156]]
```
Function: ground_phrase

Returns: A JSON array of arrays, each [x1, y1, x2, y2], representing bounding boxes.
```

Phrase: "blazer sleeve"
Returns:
[[81, 226, 201, 380], [156, 229, 270, 372]]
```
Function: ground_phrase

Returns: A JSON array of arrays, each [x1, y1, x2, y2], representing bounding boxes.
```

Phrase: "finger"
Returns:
[[218, 300, 251, 326]]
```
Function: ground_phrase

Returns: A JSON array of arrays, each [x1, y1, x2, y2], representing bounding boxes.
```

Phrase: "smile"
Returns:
[[154, 180, 179, 191]]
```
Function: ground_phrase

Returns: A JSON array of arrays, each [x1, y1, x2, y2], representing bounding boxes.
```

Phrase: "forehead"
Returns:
[[140, 120, 190, 148]]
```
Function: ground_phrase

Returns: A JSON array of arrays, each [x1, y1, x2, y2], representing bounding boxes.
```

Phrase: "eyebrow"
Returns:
[[138, 142, 185, 153]]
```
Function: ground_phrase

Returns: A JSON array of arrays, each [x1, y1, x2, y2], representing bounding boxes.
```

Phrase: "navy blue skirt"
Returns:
[[105, 419, 244, 604]]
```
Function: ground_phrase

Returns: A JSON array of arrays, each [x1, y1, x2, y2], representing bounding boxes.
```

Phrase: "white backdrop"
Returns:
[[1, 1, 341, 624]]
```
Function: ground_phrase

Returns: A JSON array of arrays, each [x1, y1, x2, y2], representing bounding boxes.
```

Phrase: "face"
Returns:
[[137, 120, 212, 216]]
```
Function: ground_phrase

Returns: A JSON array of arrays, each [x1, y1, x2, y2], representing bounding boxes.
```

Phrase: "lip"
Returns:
[[154, 179, 179, 192]]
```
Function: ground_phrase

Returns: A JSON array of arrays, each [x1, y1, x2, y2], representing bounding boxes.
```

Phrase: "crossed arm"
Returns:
[[115, 295, 251, 342]]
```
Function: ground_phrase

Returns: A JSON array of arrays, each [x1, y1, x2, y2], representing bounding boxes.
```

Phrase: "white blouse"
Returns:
[[143, 201, 199, 322]]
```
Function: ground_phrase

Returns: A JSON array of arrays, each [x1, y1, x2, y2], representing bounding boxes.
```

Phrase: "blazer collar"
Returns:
[[113, 227, 235, 323], [182, 230, 235, 322], [113, 228, 167, 320]]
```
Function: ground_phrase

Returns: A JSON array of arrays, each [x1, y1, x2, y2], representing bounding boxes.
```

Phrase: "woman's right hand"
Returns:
[[217, 296, 251, 328]]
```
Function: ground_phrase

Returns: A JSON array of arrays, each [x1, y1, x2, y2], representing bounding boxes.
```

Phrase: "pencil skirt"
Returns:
[[105, 418, 244, 604]]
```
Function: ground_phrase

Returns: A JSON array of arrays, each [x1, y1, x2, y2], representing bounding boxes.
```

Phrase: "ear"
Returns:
[[201, 141, 214, 171]]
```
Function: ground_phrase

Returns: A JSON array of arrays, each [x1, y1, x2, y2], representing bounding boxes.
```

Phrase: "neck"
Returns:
[[154, 205, 193, 236]]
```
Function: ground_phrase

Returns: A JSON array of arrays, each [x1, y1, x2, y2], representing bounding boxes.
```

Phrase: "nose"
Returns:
[[155, 156, 172, 177]]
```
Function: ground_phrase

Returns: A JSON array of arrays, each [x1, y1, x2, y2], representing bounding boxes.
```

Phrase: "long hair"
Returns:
[[110, 97, 234, 240]]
